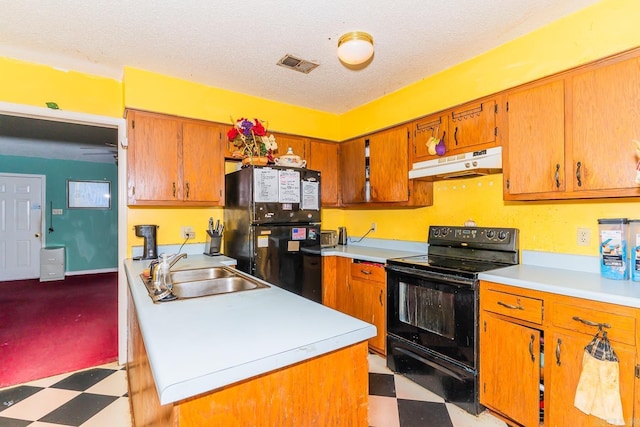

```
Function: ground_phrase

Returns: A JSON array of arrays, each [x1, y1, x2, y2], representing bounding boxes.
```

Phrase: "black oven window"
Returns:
[[398, 281, 456, 340]]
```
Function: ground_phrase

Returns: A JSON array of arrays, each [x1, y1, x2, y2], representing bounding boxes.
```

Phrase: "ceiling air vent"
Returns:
[[277, 54, 319, 74]]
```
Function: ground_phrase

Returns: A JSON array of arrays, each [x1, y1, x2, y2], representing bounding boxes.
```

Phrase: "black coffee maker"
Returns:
[[134, 225, 158, 260]]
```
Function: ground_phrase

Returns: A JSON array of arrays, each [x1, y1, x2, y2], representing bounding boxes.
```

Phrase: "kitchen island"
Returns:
[[124, 255, 376, 427]]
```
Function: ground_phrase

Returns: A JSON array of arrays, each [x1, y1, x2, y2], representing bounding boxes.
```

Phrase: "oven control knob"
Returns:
[[440, 227, 449, 236], [433, 228, 439, 236], [498, 231, 509, 240], [486, 229, 495, 239]]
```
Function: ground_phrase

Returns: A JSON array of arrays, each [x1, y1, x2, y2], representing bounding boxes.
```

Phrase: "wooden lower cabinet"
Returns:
[[480, 281, 639, 426], [323, 256, 387, 355], [127, 289, 370, 427]]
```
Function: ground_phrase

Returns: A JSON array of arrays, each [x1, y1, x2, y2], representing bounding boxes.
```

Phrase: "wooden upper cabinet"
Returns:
[[448, 98, 497, 152], [504, 51, 640, 200], [182, 121, 224, 204], [570, 56, 640, 194], [127, 110, 181, 203], [308, 139, 339, 206], [368, 126, 410, 203], [412, 113, 449, 164], [504, 80, 566, 197], [339, 137, 366, 204], [127, 110, 224, 206], [273, 133, 308, 160]]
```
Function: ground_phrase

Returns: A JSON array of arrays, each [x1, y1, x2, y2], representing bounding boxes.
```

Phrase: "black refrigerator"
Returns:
[[224, 165, 322, 302]]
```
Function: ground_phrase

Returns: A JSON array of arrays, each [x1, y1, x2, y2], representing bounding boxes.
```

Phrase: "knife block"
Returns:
[[204, 230, 222, 256]]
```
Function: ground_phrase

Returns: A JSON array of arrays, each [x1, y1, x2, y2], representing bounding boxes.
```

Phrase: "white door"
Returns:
[[0, 173, 44, 281]]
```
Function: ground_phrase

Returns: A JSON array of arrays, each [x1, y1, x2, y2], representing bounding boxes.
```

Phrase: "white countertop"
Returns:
[[479, 264, 640, 308], [322, 245, 422, 263], [124, 255, 376, 405]]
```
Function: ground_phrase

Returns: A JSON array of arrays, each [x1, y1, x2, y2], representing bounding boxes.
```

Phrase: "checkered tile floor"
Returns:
[[0, 355, 506, 426]]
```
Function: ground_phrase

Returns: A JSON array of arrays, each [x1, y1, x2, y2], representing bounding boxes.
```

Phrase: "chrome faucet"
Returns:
[[149, 253, 188, 284]]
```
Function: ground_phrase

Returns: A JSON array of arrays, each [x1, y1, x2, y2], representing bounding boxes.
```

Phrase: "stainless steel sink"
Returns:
[[140, 266, 269, 302], [172, 275, 268, 299]]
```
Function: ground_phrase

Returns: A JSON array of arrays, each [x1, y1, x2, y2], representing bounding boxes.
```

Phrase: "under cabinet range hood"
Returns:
[[409, 146, 502, 180]]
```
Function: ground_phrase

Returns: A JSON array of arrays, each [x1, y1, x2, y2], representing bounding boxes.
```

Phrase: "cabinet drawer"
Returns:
[[483, 289, 543, 324], [350, 262, 385, 283], [551, 302, 636, 346], [40, 264, 64, 281], [40, 247, 64, 265]]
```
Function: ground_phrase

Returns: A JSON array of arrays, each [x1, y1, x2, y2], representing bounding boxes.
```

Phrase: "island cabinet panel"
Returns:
[[503, 49, 640, 201], [177, 343, 369, 427], [480, 281, 640, 427], [308, 139, 340, 206], [503, 79, 566, 197], [126, 109, 225, 207], [127, 289, 370, 427]]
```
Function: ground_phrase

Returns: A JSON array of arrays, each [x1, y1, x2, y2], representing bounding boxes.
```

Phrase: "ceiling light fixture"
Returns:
[[337, 31, 374, 65]]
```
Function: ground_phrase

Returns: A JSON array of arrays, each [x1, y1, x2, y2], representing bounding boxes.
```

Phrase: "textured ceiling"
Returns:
[[0, 0, 601, 114], [0, 0, 601, 162]]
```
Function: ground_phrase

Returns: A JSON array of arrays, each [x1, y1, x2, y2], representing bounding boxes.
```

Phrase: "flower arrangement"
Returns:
[[227, 117, 278, 162]]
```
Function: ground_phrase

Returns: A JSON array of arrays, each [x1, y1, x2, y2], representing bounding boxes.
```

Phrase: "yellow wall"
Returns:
[[333, 0, 640, 256], [0, 57, 123, 117]]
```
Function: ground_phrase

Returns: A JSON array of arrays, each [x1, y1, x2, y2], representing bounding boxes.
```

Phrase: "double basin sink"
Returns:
[[141, 265, 269, 303]]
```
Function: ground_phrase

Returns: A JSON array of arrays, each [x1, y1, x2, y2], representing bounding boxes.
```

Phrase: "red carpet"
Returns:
[[0, 273, 118, 388]]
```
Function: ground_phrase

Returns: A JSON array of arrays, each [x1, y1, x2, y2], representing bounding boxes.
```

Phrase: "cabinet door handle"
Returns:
[[556, 338, 562, 366], [454, 126, 459, 146], [554, 163, 560, 188], [529, 334, 536, 362], [576, 161, 582, 187], [172, 182, 176, 197], [572, 316, 611, 330], [360, 269, 372, 275], [497, 301, 524, 310], [379, 289, 383, 305], [185, 182, 190, 199]]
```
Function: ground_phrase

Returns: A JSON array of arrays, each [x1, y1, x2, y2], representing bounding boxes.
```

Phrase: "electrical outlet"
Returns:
[[181, 226, 195, 240], [577, 228, 591, 246], [371, 222, 376, 232]]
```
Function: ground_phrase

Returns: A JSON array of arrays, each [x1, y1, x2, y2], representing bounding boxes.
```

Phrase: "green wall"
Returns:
[[1, 155, 118, 272]]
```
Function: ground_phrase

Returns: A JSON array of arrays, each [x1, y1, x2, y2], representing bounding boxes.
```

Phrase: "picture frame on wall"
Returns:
[[67, 179, 111, 209]]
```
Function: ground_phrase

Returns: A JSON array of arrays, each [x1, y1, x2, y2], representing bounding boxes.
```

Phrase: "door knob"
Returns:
[[35, 233, 41, 238]]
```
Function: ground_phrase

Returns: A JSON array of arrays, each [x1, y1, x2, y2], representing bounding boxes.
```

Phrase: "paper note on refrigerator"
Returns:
[[278, 170, 301, 203], [301, 181, 319, 210], [253, 168, 279, 203]]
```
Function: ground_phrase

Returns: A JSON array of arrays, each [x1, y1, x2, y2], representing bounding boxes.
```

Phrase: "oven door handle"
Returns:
[[386, 264, 476, 287], [395, 347, 466, 382]]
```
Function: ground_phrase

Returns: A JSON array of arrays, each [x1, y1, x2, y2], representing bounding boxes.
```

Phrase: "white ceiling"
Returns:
[[0, 0, 601, 162]]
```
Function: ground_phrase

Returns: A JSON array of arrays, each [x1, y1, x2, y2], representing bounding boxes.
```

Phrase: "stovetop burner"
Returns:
[[387, 225, 519, 280]]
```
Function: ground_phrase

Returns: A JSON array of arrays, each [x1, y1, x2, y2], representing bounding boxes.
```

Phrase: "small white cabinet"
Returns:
[[40, 247, 65, 282]]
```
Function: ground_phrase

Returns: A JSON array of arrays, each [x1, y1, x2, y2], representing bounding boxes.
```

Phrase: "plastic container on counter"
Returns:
[[630, 219, 640, 281], [598, 218, 629, 280]]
